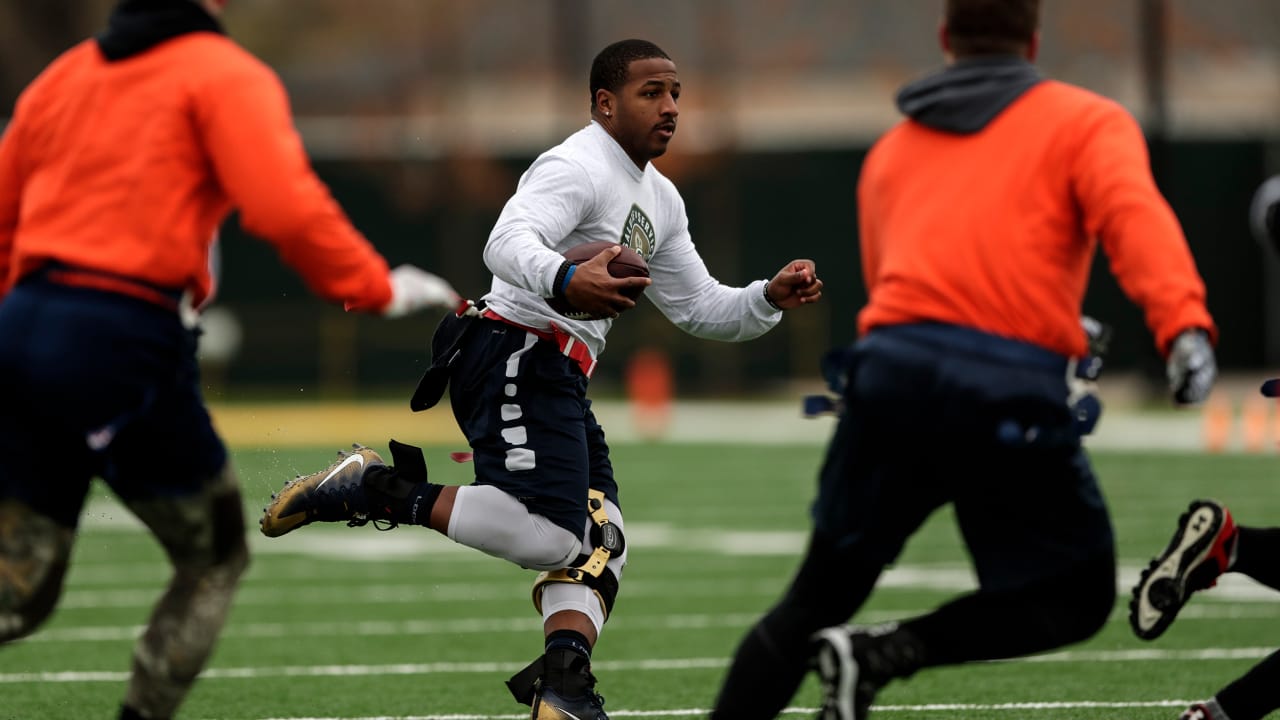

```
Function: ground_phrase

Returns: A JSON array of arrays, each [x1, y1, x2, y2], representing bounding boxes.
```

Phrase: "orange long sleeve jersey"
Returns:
[[0, 33, 392, 311], [857, 79, 1215, 358]]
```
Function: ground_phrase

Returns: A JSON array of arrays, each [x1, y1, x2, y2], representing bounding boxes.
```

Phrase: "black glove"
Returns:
[[1250, 175, 1280, 253], [1166, 329, 1216, 406]]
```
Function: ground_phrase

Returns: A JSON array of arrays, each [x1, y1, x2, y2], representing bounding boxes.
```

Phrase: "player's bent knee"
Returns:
[[483, 517, 580, 570], [209, 489, 251, 579], [528, 490, 627, 629], [1077, 554, 1117, 636], [0, 502, 73, 642], [131, 468, 251, 576], [517, 522, 583, 570], [1051, 551, 1116, 644], [533, 566, 619, 631], [0, 559, 67, 642]]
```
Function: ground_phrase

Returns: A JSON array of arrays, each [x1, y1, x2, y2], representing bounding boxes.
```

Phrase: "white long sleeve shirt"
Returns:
[[482, 121, 781, 362]]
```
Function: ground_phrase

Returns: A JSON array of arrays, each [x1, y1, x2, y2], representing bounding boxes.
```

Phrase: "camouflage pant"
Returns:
[[0, 463, 249, 719]]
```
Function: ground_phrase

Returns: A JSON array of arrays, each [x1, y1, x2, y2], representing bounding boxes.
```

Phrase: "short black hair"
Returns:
[[945, 0, 1041, 57], [589, 39, 671, 110]]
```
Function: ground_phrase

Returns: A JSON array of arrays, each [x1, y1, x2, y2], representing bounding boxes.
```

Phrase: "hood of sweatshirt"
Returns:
[[96, 0, 225, 62], [895, 56, 1042, 134]]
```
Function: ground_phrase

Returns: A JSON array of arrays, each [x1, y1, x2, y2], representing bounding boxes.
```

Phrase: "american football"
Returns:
[[547, 241, 649, 320]]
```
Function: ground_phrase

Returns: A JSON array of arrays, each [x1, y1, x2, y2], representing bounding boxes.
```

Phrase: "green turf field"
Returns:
[[3, 443, 1278, 719]]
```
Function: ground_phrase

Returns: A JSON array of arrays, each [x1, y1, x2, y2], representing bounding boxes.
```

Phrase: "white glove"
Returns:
[[1166, 329, 1217, 406], [382, 264, 460, 318]]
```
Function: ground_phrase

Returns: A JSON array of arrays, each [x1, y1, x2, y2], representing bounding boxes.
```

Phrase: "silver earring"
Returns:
[[605, 111, 611, 117]]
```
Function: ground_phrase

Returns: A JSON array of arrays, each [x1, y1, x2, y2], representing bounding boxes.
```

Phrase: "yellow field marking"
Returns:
[[209, 402, 465, 448]]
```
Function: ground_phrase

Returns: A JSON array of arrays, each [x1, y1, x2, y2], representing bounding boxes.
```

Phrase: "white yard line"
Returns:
[[793, 700, 1197, 715], [55, 557, 1279, 609], [26, 602, 1280, 644], [2, 647, 1275, 685], [251, 703, 1205, 720]]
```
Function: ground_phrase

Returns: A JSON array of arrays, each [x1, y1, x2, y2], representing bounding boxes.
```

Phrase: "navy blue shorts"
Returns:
[[0, 279, 227, 529], [813, 323, 1114, 591], [441, 315, 618, 538]]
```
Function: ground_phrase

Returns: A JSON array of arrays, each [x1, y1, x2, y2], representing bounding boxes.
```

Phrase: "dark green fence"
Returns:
[[210, 140, 1275, 399]]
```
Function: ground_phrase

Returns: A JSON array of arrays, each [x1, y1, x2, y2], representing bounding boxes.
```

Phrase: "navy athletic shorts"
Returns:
[[813, 322, 1114, 591], [440, 314, 618, 538], [0, 277, 227, 529]]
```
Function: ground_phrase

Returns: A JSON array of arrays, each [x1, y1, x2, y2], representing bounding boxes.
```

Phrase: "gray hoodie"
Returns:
[[895, 56, 1042, 134]]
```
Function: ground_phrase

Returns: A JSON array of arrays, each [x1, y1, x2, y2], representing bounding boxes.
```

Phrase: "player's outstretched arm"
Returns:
[[764, 259, 823, 310], [371, 263, 460, 316], [376, 265, 462, 318]]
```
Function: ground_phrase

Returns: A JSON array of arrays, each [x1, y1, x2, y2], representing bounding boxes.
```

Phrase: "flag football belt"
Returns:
[[37, 262, 183, 312], [481, 308, 598, 378], [531, 488, 624, 621]]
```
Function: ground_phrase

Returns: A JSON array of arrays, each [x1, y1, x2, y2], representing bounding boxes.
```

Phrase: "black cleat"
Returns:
[[813, 626, 874, 720], [509, 648, 608, 720], [1179, 703, 1219, 720], [532, 684, 608, 720], [1130, 499, 1237, 640], [812, 623, 923, 720]]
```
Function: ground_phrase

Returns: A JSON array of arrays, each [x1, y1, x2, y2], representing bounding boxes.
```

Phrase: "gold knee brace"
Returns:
[[531, 489, 624, 621]]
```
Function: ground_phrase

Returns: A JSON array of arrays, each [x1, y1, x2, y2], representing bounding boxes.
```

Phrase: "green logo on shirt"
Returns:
[[620, 204, 655, 260]]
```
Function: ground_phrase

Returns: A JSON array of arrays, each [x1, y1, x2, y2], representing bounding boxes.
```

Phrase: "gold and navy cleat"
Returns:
[[259, 444, 385, 538]]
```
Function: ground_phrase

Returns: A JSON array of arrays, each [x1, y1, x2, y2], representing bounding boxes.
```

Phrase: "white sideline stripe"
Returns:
[[56, 577, 791, 608], [28, 612, 770, 643], [1015, 647, 1277, 663], [56, 561, 1279, 609], [252, 702, 1199, 720], [837, 700, 1194, 711], [2, 648, 1275, 685], [29, 602, 1280, 643]]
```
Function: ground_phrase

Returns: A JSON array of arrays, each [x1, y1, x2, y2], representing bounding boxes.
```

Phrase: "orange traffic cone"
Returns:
[[1202, 395, 1233, 453], [1242, 395, 1270, 453], [625, 348, 673, 441]]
